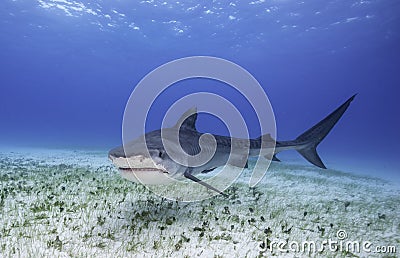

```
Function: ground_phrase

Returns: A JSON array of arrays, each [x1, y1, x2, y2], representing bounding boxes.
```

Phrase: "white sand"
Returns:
[[0, 148, 398, 257]]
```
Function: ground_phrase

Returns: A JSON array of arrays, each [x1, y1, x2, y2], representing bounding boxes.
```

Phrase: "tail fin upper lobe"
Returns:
[[295, 94, 356, 169]]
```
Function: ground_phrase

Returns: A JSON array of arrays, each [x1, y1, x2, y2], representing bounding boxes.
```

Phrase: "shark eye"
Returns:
[[158, 151, 165, 158]]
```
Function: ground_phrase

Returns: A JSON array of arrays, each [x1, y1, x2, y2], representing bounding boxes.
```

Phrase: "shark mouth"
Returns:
[[118, 166, 174, 185], [118, 167, 169, 174], [109, 155, 169, 174]]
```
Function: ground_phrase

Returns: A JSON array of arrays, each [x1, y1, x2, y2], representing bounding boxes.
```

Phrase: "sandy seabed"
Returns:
[[0, 148, 399, 257]]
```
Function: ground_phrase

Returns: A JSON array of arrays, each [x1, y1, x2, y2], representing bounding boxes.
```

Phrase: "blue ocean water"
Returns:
[[1, 0, 399, 180]]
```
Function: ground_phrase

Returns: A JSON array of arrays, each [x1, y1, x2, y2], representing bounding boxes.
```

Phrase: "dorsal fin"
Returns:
[[256, 133, 274, 142], [173, 107, 198, 131]]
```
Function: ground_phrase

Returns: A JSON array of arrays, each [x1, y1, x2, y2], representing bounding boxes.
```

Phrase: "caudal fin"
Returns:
[[295, 94, 356, 169]]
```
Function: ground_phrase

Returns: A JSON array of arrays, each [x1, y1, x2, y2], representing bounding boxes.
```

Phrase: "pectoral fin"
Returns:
[[184, 170, 227, 197]]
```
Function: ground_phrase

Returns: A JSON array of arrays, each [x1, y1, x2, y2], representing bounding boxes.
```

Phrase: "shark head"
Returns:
[[108, 129, 185, 185], [108, 108, 198, 185]]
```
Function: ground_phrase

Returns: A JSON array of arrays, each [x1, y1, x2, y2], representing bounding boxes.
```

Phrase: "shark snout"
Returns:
[[108, 145, 153, 169], [108, 146, 126, 160]]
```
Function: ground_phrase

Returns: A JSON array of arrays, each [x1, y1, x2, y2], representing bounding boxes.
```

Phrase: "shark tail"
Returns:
[[293, 94, 356, 169]]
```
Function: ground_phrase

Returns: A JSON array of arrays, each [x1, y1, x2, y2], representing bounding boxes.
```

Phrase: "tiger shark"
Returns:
[[109, 95, 356, 196]]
